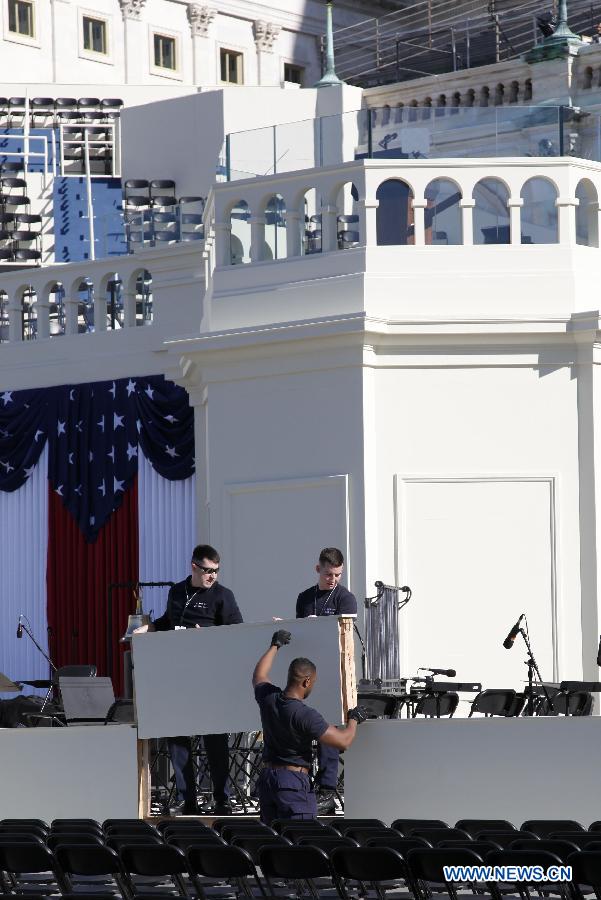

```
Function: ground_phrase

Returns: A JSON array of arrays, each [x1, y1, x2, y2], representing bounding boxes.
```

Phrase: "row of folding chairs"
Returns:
[[0, 97, 123, 127]]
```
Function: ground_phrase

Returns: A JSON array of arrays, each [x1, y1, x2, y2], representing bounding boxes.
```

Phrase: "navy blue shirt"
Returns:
[[153, 578, 243, 630], [296, 583, 357, 618], [254, 682, 329, 768]]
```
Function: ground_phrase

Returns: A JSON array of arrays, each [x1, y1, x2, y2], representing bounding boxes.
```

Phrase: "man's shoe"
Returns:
[[213, 800, 233, 816], [170, 798, 199, 816], [316, 789, 336, 815]]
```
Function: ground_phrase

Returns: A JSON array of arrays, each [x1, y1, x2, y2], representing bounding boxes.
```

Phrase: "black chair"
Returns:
[[119, 844, 188, 897], [0, 821, 48, 836], [1, 162, 24, 175], [487, 849, 570, 898], [0, 842, 68, 894], [8, 97, 26, 126], [439, 838, 501, 854], [78, 97, 101, 114], [509, 838, 580, 861], [186, 845, 265, 899], [480, 829, 538, 847], [219, 823, 276, 844], [280, 824, 339, 841], [54, 843, 124, 894], [522, 819, 584, 836], [48, 833, 105, 850], [230, 834, 291, 862], [411, 828, 471, 845], [259, 845, 332, 898], [468, 689, 516, 717], [332, 846, 410, 899], [106, 836, 163, 852], [406, 847, 486, 900], [345, 827, 400, 845], [150, 180, 176, 208], [413, 692, 459, 717], [552, 832, 601, 848], [456, 819, 516, 837], [104, 820, 158, 835], [13, 248, 41, 263], [393, 818, 449, 836], [213, 819, 272, 835], [334, 819, 386, 835], [569, 850, 601, 900], [296, 835, 358, 852], [31, 98, 55, 124], [0, 247, 13, 261], [100, 98, 124, 118]]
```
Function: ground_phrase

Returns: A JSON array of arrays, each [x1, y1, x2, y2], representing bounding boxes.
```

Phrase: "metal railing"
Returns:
[[329, 0, 601, 85]]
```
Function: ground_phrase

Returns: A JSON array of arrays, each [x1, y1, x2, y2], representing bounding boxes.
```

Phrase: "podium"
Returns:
[[132, 616, 356, 816]]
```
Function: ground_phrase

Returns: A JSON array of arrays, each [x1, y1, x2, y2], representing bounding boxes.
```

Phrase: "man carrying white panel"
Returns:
[[252, 628, 367, 824]]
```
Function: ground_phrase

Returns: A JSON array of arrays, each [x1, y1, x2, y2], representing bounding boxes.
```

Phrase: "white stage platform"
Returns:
[[345, 717, 601, 826], [0, 724, 138, 820]]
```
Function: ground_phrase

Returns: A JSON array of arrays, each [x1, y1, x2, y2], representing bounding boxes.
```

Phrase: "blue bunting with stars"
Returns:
[[0, 375, 194, 541]]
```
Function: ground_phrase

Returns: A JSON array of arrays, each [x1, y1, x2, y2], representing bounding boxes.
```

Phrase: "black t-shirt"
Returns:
[[254, 682, 329, 768], [296, 583, 358, 618], [153, 578, 243, 630]]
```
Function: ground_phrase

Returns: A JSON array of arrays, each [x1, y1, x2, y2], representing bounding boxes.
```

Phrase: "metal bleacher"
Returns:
[[331, 0, 601, 87]]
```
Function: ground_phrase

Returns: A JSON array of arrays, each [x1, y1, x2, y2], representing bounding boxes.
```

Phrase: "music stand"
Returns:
[[0, 673, 22, 693], [59, 677, 115, 725]]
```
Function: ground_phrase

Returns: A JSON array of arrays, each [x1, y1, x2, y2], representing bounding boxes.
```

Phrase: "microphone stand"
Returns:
[[517, 620, 553, 716], [19, 618, 57, 712], [353, 622, 367, 681]]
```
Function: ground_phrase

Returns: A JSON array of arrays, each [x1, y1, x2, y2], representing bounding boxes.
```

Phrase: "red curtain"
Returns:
[[46, 479, 139, 696]]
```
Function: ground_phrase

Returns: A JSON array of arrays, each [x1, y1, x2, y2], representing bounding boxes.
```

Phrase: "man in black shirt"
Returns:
[[253, 629, 366, 824], [134, 543, 242, 815], [296, 547, 357, 812]]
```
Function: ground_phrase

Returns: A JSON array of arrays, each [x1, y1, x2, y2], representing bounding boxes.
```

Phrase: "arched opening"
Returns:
[[376, 179, 414, 246], [333, 181, 360, 250], [77, 278, 94, 333], [480, 86, 490, 108], [263, 194, 287, 260], [302, 188, 321, 255], [524, 78, 533, 101], [465, 89, 476, 108], [394, 103, 404, 124], [135, 269, 153, 324], [424, 179, 462, 245], [495, 83, 504, 106], [48, 282, 65, 336], [473, 178, 510, 244], [0, 291, 7, 342], [436, 95, 446, 117], [20, 286, 37, 340], [104, 275, 124, 329], [509, 81, 519, 103], [422, 98, 432, 120], [584, 67, 594, 90], [520, 177, 558, 244], [229, 200, 250, 265], [575, 178, 599, 247]]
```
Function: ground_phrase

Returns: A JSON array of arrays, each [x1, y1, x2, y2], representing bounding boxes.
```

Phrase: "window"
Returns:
[[83, 15, 107, 54], [154, 33, 176, 70], [284, 63, 304, 85], [8, 0, 34, 36], [220, 48, 243, 84]]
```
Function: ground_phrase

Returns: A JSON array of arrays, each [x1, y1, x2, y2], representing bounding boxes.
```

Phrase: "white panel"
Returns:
[[223, 475, 349, 623], [133, 616, 346, 738], [0, 446, 49, 693], [395, 476, 557, 701], [0, 724, 138, 820], [345, 718, 601, 826], [138, 449, 196, 621]]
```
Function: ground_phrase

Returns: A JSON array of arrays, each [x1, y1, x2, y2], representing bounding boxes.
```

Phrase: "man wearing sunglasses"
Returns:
[[134, 544, 242, 815]]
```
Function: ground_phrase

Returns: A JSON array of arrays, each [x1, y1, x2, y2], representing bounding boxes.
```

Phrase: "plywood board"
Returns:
[[0, 724, 138, 820], [132, 617, 347, 738], [345, 717, 601, 826]]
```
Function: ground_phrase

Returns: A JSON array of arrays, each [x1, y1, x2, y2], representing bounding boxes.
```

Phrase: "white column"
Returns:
[[8, 295, 23, 342], [253, 20, 281, 86], [357, 199, 379, 247], [187, 4, 216, 86], [460, 199, 476, 246], [36, 297, 51, 339], [123, 290, 137, 327], [508, 199, 524, 246], [95, 291, 108, 332], [250, 216, 266, 262], [64, 295, 80, 336], [321, 205, 339, 252], [119, 0, 148, 85], [557, 197, 578, 246], [213, 223, 232, 267], [412, 200, 427, 247], [285, 211, 303, 258]]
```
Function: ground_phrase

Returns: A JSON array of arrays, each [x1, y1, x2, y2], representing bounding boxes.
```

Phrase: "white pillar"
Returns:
[[357, 199, 379, 247], [123, 290, 137, 327], [253, 21, 281, 86], [95, 291, 108, 332], [321, 205, 339, 252], [508, 199, 524, 245], [8, 295, 23, 343], [64, 295, 80, 336], [557, 197, 578, 246], [460, 199, 476, 246], [412, 200, 427, 247], [213, 223, 232, 267], [119, 0, 148, 85], [187, 4, 216, 85], [250, 216, 266, 262], [36, 297, 51, 339], [285, 211, 303, 258]]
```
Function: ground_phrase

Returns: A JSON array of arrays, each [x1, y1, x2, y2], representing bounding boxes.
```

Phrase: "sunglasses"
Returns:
[[192, 561, 219, 575]]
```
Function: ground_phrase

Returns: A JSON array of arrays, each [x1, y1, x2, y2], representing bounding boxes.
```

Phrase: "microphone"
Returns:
[[16, 616, 23, 639], [425, 667, 456, 677], [597, 635, 601, 667], [503, 614, 525, 650]]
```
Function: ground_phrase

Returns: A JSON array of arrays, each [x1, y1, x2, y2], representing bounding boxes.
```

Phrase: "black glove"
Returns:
[[271, 630, 291, 649], [347, 706, 369, 724]]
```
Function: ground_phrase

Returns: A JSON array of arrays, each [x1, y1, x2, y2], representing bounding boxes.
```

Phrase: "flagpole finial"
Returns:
[[525, 0, 583, 62], [315, 1, 344, 88]]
